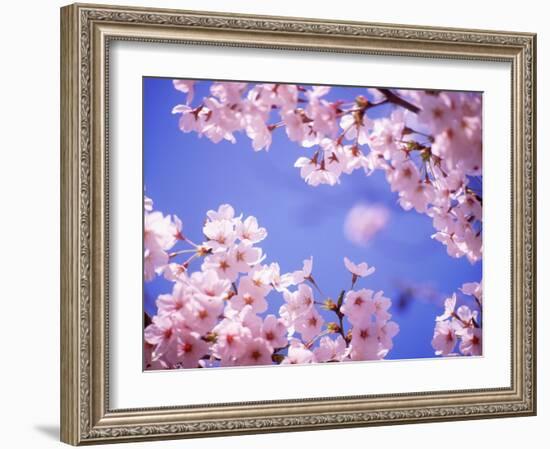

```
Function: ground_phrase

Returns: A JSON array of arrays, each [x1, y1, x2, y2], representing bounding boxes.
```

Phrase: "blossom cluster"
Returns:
[[172, 81, 482, 264], [144, 199, 400, 369], [431, 281, 482, 356]]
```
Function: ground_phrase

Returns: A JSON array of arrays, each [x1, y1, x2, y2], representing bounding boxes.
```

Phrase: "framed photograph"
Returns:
[[60, 3, 537, 445]]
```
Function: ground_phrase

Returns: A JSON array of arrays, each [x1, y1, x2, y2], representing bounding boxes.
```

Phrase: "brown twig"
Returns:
[[377, 88, 421, 114]]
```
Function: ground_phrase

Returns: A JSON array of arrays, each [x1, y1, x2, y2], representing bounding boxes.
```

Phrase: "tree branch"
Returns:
[[377, 88, 421, 114]]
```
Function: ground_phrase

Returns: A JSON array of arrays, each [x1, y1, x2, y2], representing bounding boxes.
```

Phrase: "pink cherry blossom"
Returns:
[[169, 82, 483, 265], [344, 204, 389, 247], [180, 294, 222, 335], [386, 160, 421, 193], [261, 315, 288, 350], [436, 294, 457, 322], [203, 219, 236, 251], [281, 339, 314, 364], [188, 269, 231, 302], [341, 144, 369, 174], [368, 112, 406, 160], [156, 281, 189, 316], [339, 112, 371, 145], [144, 246, 169, 283], [237, 305, 263, 337], [341, 289, 375, 326], [229, 241, 264, 273], [238, 337, 273, 366], [210, 81, 248, 105], [173, 79, 196, 104], [398, 182, 435, 214], [232, 276, 268, 313], [201, 251, 239, 282], [245, 115, 272, 151], [458, 328, 482, 356], [378, 321, 400, 351], [461, 281, 482, 303], [431, 320, 457, 356], [372, 291, 393, 322], [292, 257, 313, 284], [173, 330, 209, 368], [144, 314, 179, 362], [236, 216, 267, 243], [271, 271, 295, 293], [294, 306, 324, 342], [432, 282, 482, 357], [305, 162, 340, 186], [279, 284, 315, 327], [151, 76, 489, 368], [144, 200, 401, 370], [212, 320, 252, 364], [294, 156, 317, 181], [314, 335, 347, 362], [349, 322, 382, 360], [144, 210, 181, 281], [343, 257, 375, 278], [206, 204, 236, 222], [307, 96, 339, 138]]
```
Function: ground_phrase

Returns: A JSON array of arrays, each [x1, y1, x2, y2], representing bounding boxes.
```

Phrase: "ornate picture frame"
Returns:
[[60, 3, 536, 445]]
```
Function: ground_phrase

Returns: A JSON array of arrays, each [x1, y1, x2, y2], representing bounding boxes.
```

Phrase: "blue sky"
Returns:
[[143, 77, 482, 360]]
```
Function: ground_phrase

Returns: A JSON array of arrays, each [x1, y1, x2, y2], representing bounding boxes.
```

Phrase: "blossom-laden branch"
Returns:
[[172, 81, 482, 265], [143, 197, 399, 369], [431, 281, 482, 356]]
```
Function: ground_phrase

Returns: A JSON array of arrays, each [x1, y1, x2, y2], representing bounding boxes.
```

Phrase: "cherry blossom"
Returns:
[[144, 200, 400, 369], [343, 257, 375, 279], [144, 209, 182, 282], [313, 335, 348, 362], [294, 306, 324, 342], [432, 281, 482, 357], [340, 289, 375, 326], [281, 339, 314, 365], [292, 257, 313, 284], [232, 276, 269, 313], [173, 79, 196, 105], [460, 281, 482, 303], [203, 219, 236, 251], [206, 204, 237, 222], [238, 337, 273, 366], [261, 315, 289, 350], [431, 320, 457, 356], [458, 327, 482, 356], [236, 216, 267, 243], [173, 330, 209, 368], [436, 294, 457, 322], [150, 80, 485, 367], [170, 81, 483, 265], [344, 204, 389, 247], [212, 320, 252, 363]]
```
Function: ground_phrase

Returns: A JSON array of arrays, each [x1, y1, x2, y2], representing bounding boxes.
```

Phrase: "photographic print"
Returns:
[[61, 6, 536, 443], [143, 78, 483, 371]]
